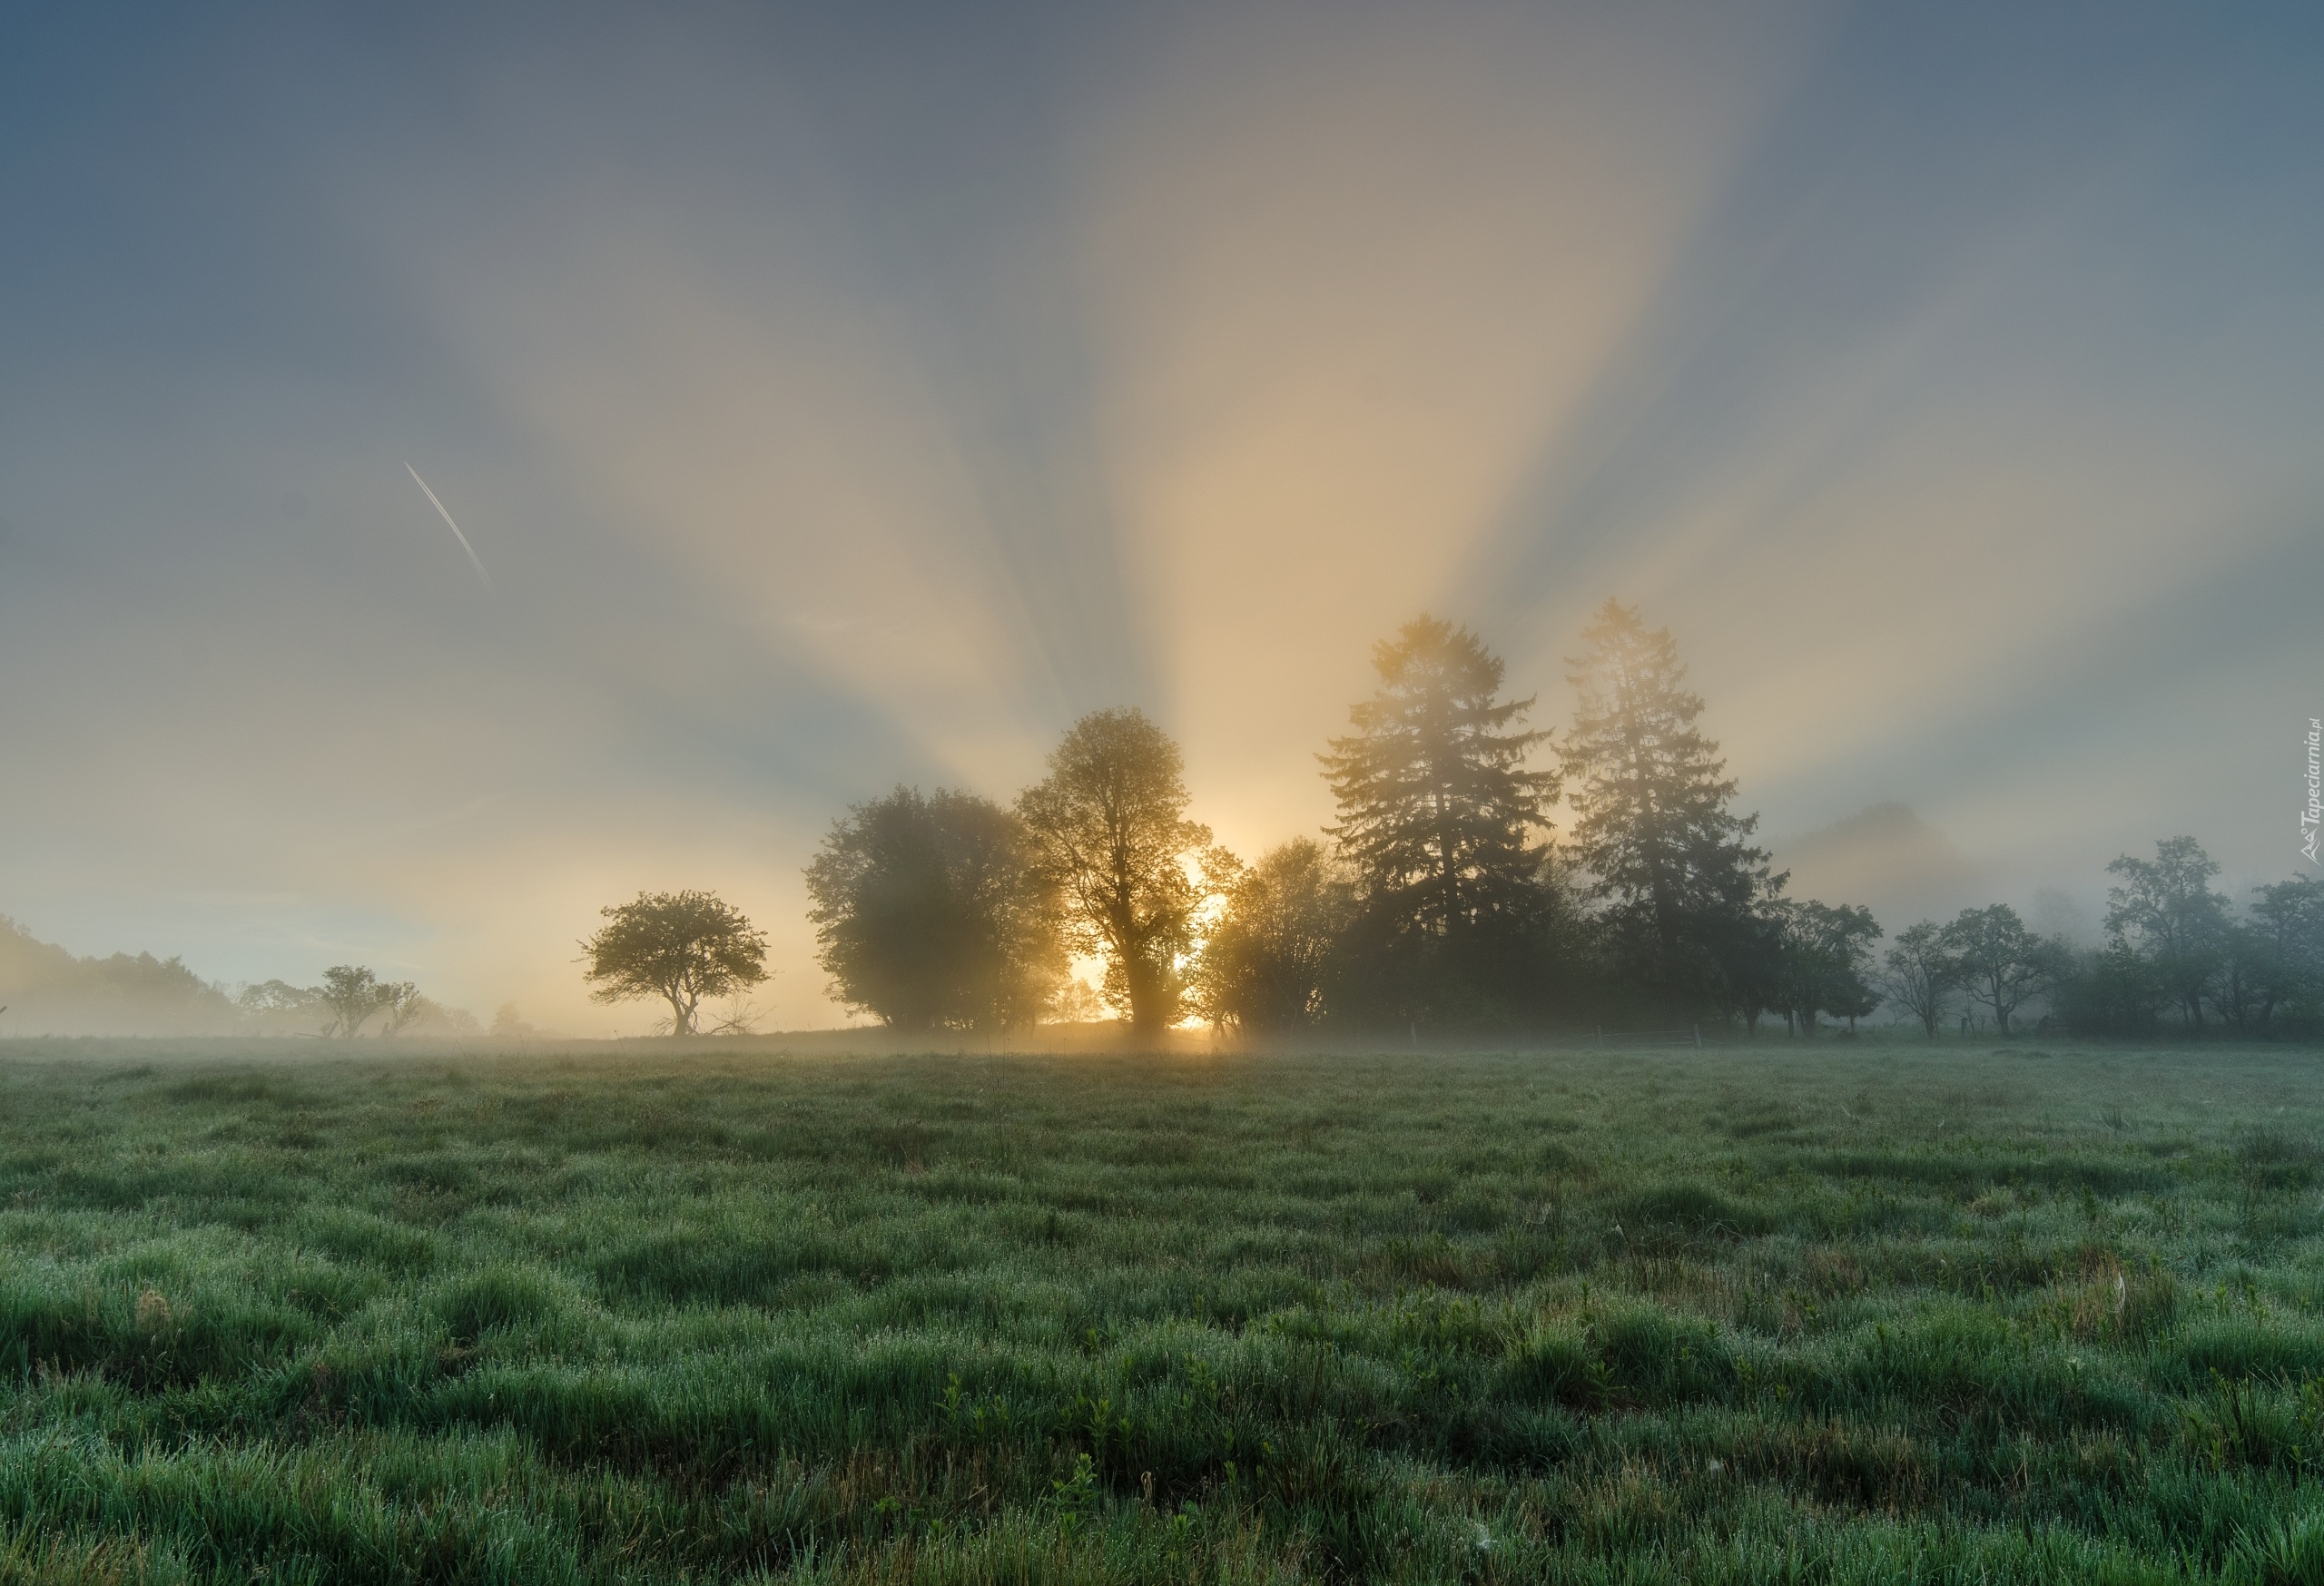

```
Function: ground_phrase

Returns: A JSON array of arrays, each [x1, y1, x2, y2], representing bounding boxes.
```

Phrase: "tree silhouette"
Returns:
[[319, 965, 399, 1039], [1016, 710, 1222, 1037], [1191, 838, 1354, 1033], [1322, 616, 1557, 949], [2104, 836, 2229, 1030], [1561, 600, 1776, 1016], [1880, 921, 1955, 1039], [1772, 901, 1881, 1036], [581, 891, 768, 1037], [1936, 904, 2066, 1037], [805, 786, 1063, 1032]]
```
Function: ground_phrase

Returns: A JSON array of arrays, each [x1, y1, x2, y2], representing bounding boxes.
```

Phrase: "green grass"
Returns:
[[2, 1038, 2322, 1582]]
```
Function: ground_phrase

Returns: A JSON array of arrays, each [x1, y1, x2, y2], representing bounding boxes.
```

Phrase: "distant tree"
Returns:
[[1192, 838, 1355, 1033], [375, 981, 427, 1038], [1017, 710, 1224, 1037], [1321, 616, 1557, 946], [805, 786, 1064, 1033], [1879, 921, 1955, 1039], [1935, 905, 2068, 1037], [1561, 599, 1777, 1016], [490, 1002, 542, 1040], [2104, 837, 2230, 1031], [320, 965, 392, 1039], [237, 979, 327, 1034], [1773, 901, 1881, 1037], [2216, 875, 2324, 1036], [580, 891, 769, 1037]]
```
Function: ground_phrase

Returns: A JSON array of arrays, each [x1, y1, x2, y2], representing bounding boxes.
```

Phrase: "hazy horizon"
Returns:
[[5, 1, 2319, 1032]]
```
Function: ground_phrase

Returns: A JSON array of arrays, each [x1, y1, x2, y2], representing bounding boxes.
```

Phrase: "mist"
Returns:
[[4, 1, 2319, 1034]]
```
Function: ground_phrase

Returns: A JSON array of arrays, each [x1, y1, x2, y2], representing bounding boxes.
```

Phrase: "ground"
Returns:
[[1, 1037, 2321, 1583]]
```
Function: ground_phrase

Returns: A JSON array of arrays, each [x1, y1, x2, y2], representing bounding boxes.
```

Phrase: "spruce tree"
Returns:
[[1560, 599, 1775, 1014], [1321, 616, 1559, 1019]]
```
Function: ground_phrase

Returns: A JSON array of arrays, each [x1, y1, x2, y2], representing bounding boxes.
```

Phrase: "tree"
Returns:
[[2216, 876, 2324, 1036], [1773, 901, 1880, 1036], [1561, 599, 1777, 1015], [238, 979, 326, 1035], [2104, 837, 2229, 1031], [1879, 921, 1955, 1039], [1191, 838, 1355, 1033], [580, 890, 769, 1036], [1016, 710, 1223, 1036], [804, 786, 1064, 1032], [1935, 905, 2067, 1037], [375, 981, 427, 1038], [320, 965, 391, 1039], [1321, 616, 1557, 946]]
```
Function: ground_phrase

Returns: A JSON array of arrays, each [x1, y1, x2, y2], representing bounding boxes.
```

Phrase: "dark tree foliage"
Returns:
[[1320, 616, 1568, 1025], [1879, 921, 1955, 1039], [1322, 616, 1557, 937], [1017, 709, 1222, 1036], [2230, 875, 2324, 1035], [804, 786, 1063, 1033], [1191, 838, 1354, 1033], [2104, 836, 2229, 1030], [1936, 904, 2069, 1037], [1771, 901, 1881, 1036], [320, 965, 393, 1039], [2051, 945, 2170, 1037], [1561, 599, 1777, 1017], [581, 891, 769, 1037]]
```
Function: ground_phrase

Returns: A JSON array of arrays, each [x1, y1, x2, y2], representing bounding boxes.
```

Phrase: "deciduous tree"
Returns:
[[805, 786, 1063, 1032], [1016, 710, 1222, 1036], [1935, 905, 2067, 1037], [1191, 838, 1354, 1033], [581, 891, 769, 1037], [2104, 837, 2229, 1031], [1880, 921, 1955, 1039]]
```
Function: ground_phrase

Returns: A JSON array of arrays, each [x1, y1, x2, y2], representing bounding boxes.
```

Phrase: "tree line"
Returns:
[[764, 599, 2324, 1040]]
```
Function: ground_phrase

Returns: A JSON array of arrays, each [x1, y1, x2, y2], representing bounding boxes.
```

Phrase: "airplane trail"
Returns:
[[404, 463, 497, 596]]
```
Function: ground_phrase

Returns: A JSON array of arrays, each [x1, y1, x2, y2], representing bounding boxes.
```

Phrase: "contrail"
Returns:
[[404, 463, 497, 596]]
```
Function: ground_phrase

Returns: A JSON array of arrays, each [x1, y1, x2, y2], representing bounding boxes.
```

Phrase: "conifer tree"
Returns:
[[1320, 616, 1562, 1024], [1322, 616, 1557, 941], [1560, 599, 1775, 1014]]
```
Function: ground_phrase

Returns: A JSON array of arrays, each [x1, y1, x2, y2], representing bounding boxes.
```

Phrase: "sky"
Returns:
[[3, 0, 2320, 1031]]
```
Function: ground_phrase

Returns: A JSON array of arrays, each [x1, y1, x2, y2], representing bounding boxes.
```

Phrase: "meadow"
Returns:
[[1, 1037, 2322, 1584]]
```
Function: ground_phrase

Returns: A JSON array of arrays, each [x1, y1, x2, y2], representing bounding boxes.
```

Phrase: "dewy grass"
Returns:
[[0, 1038, 2320, 1582]]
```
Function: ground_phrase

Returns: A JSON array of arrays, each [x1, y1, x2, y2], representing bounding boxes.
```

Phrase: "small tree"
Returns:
[[1936, 905, 2068, 1037], [581, 891, 769, 1037], [320, 965, 390, 1039], [1879, 921, 1955, 1039], [1192, 838, 1355, 1033]]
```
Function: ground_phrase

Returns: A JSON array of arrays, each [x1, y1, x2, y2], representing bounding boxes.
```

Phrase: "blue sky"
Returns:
[[3, 1, 2319, 1029]]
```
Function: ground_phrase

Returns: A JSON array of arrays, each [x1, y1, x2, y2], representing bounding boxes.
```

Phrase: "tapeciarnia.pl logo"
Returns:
[[2304, 717, 2321, 864]]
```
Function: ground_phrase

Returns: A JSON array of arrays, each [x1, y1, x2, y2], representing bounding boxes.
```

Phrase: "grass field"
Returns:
[[2, 1038, 2323, 1583]]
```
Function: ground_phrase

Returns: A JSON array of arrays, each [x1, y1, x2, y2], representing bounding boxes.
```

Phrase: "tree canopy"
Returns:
[[1016, 709, 1223, 1036], [1561, 599, 1776, 1016], [580, 891, 769, 1037], [805, 786, 1063, 1032], [1190, 838, 1353, 1033]]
